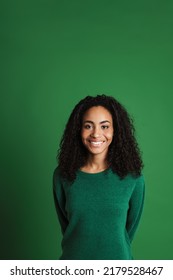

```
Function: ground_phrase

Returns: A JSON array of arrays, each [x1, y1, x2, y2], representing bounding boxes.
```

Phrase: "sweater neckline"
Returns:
[[78, 168, 110, 176]]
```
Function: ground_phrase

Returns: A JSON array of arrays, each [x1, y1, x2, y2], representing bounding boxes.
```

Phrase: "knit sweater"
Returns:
[[53, 167, 145, 260]]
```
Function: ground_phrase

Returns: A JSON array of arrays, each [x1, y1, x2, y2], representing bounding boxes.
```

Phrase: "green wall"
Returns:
[[1, 0, 173, 259]]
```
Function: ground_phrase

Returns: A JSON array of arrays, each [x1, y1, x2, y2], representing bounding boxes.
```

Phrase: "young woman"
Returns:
[[53, 94, 145, 260]]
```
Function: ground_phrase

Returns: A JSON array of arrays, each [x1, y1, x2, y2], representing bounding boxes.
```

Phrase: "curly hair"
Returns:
[[57, 94, 144, 181]]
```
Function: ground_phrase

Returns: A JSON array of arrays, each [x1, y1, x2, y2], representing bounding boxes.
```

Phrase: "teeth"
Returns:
[[90, 141, 103, 145]]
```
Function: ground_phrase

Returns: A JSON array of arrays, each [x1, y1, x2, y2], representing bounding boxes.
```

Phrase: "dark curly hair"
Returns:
[[57, 94, 144, 182]]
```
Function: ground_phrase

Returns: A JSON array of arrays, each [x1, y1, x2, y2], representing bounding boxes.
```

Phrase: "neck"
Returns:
[[81, 154, 109, 173]]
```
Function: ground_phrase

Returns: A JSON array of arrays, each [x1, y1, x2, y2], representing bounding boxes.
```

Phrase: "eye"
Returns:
[[101, 125, 109, 129], [84, 124, 92, 129]]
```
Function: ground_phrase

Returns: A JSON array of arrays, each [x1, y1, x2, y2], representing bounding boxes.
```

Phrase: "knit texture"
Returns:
[[53, 167, 145, 260]]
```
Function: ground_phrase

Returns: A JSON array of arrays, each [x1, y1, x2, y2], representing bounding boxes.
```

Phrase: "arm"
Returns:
[[126, 175, 145, 242], [53, 167, 69, 234]]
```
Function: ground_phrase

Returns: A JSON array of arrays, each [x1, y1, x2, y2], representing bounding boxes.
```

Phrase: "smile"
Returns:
[[89, 141, 104, 147]]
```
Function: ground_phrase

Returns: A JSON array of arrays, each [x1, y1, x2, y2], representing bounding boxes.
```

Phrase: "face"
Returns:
[[81, 106, 114, 158]]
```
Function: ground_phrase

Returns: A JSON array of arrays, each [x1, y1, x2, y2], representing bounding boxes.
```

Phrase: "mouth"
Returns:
[[88, 140, 105, 147]]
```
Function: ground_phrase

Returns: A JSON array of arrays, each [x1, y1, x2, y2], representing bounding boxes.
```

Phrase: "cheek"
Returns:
[[81, 130, 88, 142], [106, 131, 114, 141]]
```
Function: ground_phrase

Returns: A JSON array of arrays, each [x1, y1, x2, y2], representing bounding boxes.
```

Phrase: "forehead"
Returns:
[[82, 106, 113, 121]]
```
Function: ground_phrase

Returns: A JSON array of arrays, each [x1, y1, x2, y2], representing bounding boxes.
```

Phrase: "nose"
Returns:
[[90, 126, 101, 138]]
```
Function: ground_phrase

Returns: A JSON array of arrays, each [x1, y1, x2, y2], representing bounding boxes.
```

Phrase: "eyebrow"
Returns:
[[83, 120, 111, 124]]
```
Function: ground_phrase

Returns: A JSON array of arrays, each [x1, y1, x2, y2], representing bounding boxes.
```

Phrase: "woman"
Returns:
[[53, 94, 145, 260]]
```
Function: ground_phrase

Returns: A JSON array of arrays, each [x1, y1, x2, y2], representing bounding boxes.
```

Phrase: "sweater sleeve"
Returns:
[[126, 175, 145, 243], [53, 167, 69, 235]]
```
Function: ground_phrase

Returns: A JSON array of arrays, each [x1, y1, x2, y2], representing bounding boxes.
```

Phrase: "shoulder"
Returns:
[[126, 172, 145, 184], [53, 166, 63, 189], [124, 173, 145, 194], [53, 166, 60, 180], [135, 173, 145, 186], [53, 166, 60, 177], [53, 166, 72, 191], [119, 172, 145, 186]]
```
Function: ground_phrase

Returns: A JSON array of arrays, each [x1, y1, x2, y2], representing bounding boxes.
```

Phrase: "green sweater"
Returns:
[[53, 167, 145, 260]]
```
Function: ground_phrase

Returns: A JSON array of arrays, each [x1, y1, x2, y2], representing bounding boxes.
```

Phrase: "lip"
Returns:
[[88, 140, 105, 147]]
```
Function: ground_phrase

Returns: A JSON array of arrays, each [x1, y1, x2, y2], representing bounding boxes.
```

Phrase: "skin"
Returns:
[[81, 106, 114, 173]]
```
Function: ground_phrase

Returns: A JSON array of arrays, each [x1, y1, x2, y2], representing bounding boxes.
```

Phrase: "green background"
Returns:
[[1, 0, 173, 259]]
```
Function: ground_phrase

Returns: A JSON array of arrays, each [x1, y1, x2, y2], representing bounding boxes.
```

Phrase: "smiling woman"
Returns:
[[53, 94, 145, 260], [80, 106, 114, 172]]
